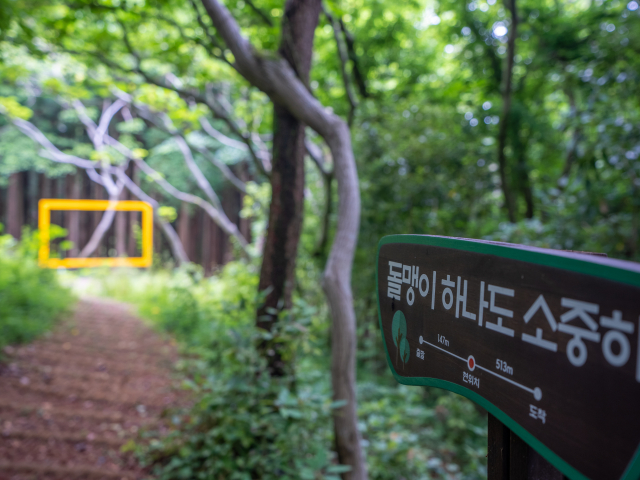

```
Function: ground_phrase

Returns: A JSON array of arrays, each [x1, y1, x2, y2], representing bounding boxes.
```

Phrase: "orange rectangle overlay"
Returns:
[[38, 199, 153, 268]]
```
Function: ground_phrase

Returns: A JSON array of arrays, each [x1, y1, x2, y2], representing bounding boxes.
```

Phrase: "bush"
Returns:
[[97, 263, 487, 479], [0, 227, 73, 352], [100, 263, 339, 479]]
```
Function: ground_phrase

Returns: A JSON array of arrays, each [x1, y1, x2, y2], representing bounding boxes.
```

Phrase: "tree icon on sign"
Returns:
[[391, 310, 410, 370]]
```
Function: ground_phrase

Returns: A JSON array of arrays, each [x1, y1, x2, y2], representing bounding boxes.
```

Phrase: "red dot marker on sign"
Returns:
[[467, 355, 476, 371]]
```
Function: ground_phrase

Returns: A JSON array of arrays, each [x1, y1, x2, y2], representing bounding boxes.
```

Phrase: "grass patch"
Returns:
[[0, 229, 74, 352]]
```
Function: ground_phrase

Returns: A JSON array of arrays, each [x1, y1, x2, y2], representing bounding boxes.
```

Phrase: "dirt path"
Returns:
[[0, 297, 183, 480]]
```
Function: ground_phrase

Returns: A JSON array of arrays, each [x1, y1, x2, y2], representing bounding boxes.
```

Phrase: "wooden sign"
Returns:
[[376, 235, 640, 480]]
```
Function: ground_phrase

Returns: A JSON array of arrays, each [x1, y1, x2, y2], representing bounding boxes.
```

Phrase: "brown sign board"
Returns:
[[376, 235, 640, 480]]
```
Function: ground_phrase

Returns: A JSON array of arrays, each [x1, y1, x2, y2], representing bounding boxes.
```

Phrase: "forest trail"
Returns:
[[0, 298, 183, 480]]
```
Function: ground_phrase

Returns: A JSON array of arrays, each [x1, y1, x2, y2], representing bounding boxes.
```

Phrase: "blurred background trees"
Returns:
[[0, 0, 639, 478]]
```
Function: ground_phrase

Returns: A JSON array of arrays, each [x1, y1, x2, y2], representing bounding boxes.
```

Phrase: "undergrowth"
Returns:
[[0, 226, 73, 353], [95, 263, 487, 480]]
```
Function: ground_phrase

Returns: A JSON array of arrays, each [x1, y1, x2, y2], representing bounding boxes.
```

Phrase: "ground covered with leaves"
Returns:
[[0, 298, 185, 480]]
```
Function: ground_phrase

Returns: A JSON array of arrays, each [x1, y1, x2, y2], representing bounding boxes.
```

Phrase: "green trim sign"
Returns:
[[376, 235, 640, 480]]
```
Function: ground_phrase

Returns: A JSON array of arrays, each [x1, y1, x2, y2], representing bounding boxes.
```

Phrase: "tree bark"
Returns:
[[178, 201, 191, 261], [115, 189, 127, 257], [127, 164, 138, 257], [65, 172, 81, 256], [7, 172, 24, 240], [237, 163, 251, 242], [256, 0, 321, 374], [116, 169, 189, 264], [26, 171, 39, 229], [497, 0, 518, 223], [202, 212, 212, 275], [200, 0, 366, 477]]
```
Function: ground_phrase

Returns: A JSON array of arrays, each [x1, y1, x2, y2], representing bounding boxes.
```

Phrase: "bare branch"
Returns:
[[198, 0, 364, 475], [305, 137, 332, 178], [199, 116, 249, 150], [9, 112, 189, 264], [187, 0, 231, 58], [323, 5, 358, 125], [305, 136, 333, 257], [496, 0, 518, 223], [95, 99, 127, 146], [111, 73, 271, 177], [139, 9, 230, 64], [78, 185, 123, 258], [114, 169, 189, 264], [101, 129, 250, 255], [244, 0, 274, 26], [174, 135, 223, 209], [339, 18, 369, 99], [13, 119, 96, 170], [196, 146, 248, 194]]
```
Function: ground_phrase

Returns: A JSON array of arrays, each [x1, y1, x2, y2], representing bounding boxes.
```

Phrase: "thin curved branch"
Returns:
[[102, 132, 250, 255], [196, 146, 247, 195], [244, 0, 273, 26], [114, 169, 189, 264], [339, 18, 368, 99], [187, 0, 231, 58], [305, 137, 332, 178], [13, 119, 96, 169], [323, 5, 358, 125], [198, 0, 364, 476], [9, 112, 189, 264], [199, 116, 249, 150], [305, 137, 333, 257], [174, 135, 223, 209], [71, 98, 129, 255], [78, 182, 124, 258]]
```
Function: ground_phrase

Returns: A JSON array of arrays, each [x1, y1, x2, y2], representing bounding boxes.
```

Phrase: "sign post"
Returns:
[[376, 235, 640, 480]]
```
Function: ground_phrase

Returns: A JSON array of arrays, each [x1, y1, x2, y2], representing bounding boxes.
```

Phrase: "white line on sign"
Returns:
[[419, 335, 467, 362], [418, 335, 542, 400]]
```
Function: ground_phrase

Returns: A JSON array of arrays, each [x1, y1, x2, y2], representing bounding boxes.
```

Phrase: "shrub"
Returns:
[[98, 263, 487, 479], [0, 227, 73, 352]]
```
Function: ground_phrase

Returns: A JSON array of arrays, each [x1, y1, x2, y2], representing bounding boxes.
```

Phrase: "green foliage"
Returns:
[[96, 263, 339, 479], [93, 263, 487, 479], [359, 383, 486, 479], [158, 205, 178, 223], [0, 96, 32, 119], [0, 226, 73, 353], [3, 0, 640, 477]]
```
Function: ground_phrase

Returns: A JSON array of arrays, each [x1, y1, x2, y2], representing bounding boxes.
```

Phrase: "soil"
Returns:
[[0, 297, 185, 480]]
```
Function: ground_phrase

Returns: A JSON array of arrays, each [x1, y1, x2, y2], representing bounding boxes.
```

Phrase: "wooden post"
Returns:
[[488, 414, 565, 480], [488, 414, 510, 480]]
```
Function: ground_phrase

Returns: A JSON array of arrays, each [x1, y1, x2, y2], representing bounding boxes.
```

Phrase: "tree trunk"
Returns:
[[510, 111, 534, 219], [213, 220, 223, 266], [238, 164, 252, 242], [7, 172, 24, 240], [91, 180, 105, 256], [192, 207, 202, 266], [202, 212, 212, 275], [115, 188, 127, 256], [200, 0, 367, 476], [65, 172, 82, 256], [178, 201, 191, 261], [496, 0, 518, 223], [256, 0, 321, 376], [26, 171, 39, 229], [127, 165, 139, 257], [221, 188, 235, 265]]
